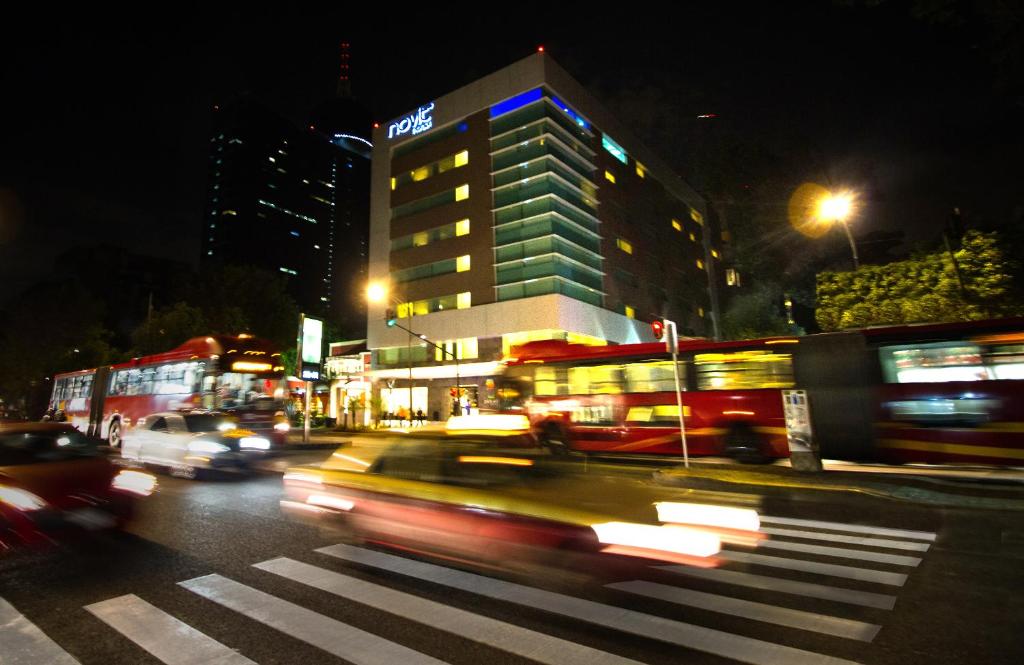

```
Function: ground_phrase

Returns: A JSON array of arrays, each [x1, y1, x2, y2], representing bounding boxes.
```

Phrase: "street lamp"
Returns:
[[817, 191, 859, 270], [367, 281, 415, 423]]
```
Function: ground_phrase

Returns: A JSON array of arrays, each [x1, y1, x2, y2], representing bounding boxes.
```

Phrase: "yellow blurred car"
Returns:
[[282, 433, 761, 581]]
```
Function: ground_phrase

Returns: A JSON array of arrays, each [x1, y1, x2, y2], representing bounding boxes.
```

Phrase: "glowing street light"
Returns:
[[365, 281, 388, 304], [817, 190, 859, 270]]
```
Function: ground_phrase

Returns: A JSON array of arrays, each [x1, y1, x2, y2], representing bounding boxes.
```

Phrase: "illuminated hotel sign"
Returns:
[[388, 102, 435, 139]]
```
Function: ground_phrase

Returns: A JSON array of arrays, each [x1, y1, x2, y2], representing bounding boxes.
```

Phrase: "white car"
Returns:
[[122, 411, 272, 479]]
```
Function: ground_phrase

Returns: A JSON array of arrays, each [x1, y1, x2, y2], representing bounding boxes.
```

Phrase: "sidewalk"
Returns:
[[655, 463, 1024, 511]]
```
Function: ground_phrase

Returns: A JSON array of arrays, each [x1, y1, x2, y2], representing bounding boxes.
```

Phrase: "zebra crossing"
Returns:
[[0, 513, 938, 665]]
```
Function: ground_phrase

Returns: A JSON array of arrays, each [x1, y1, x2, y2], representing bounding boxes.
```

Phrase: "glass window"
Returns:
[[694, 351, 794, 390], [456, 255, 471, 272], [617, 238, 633, 254], [605, 170, 616, 184], [672, 219, 682, 232], [602, 135, 628, 164], [625, 361, 680, 393], [568, 364, 623, 395], [626, 405, 686, 426], [880, 343, 992, 383]]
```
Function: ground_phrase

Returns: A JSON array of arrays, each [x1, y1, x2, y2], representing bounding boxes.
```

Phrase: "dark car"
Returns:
[[1, 422, 156, 550]]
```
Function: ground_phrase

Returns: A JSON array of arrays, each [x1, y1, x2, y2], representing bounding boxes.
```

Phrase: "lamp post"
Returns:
[[817, 192, 859, 270], [367, 282, 414, 422]]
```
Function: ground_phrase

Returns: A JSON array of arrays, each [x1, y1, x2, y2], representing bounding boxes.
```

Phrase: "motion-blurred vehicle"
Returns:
[[1, 422, 156, 550], [282, 431, 761, 583], [122, 411, 274, 479]]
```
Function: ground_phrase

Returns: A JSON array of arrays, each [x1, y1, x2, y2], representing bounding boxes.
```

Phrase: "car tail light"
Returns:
[[591, 521, 721, 560], [0, 486, 48, 511], [111, 470, 158, 497]]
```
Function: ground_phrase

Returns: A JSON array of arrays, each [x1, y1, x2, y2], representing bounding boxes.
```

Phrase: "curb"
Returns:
[[655, 468, 1024, 511]]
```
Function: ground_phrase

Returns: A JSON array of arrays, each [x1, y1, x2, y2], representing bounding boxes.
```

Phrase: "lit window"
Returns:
[[624, 305, 635, 319], [222, 210, 237, 216], [690, 208, 704, 225], [455, 219, 470, 236], [268, 157, 276, 163], [636, 162, 646, 179], [617, 238, 633, 254], [411, 166, 430, 182], [279, 267, 297, 276], [455, 184, 469, 201], [605, 170, 616, 184], [413, 232, 429, 247], [457, 292, 471, 309], [456, 255, 471, 272], [454, 150, 469, 167], [671, 219, 682, 232], [726, 269, 741, 286], [602, 135, 628, 164], [696, 259, 704, 270], [698, 307, 705, 317], [390, 177, 396, 191], [712, 249, 720, 259], [689, 232, 697, 242]]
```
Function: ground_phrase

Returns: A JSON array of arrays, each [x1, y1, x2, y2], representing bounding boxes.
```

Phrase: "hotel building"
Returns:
[[367, 52, 722, 418]]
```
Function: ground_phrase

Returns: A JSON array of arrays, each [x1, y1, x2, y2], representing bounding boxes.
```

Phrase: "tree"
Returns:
[[130, 302, 208, 356], [816, 230, 1022, 331], [720, 284, 795, 340]]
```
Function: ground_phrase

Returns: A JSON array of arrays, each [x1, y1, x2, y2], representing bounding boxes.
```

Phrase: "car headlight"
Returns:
[[188, 440, 230, 454], [111, 470, 158, 497], [0, 486, 48, 511], [591, 521, 721, 559], [240, 437, 270, 450], [274, 421, 290, 432]]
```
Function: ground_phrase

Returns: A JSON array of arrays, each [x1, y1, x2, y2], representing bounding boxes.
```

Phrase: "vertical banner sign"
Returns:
[[782, 390, 814, 454], [297, 315, 324, 381]]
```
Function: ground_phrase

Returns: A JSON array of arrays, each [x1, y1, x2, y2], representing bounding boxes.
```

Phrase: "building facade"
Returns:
[[367, 53, 722, 419], [201, 98, 370, 330]]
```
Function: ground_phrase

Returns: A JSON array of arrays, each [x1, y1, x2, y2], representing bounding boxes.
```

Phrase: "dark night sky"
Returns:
[[1, 3, 1021, 302]]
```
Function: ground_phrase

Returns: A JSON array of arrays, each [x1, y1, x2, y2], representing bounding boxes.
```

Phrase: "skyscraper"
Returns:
[[366, 52, 723, 417]]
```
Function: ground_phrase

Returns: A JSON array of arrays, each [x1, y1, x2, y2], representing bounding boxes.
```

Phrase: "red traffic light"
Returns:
[[651, 320, 665, 340]]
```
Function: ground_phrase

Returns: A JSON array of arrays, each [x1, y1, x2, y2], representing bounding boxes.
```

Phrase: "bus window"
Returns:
[[694, 351, 794, 390], [624, 361, 680, 393], [535, 366, 568, 396], [625, 404, 686, 426], [986, 344, 1024, 380], [110, 370, 130, 396], [125, 369, 143, 396], [879, 343, 990, 383], [139, 366, 156, 395], [568, 364, 623, 395], [78, 374, 93, 399]]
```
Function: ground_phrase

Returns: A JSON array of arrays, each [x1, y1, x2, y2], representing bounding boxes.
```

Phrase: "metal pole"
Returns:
[[407, 307, 413, 425], [666, 319, 689, 468], [840, 220, 860, 270], [303, 381, 311, 444]]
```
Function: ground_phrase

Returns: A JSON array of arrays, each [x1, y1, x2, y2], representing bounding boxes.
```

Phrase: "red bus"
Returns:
[[499, 337, 794, 461], [498, 317, 1024, 465], [48, 335, 289, 448]]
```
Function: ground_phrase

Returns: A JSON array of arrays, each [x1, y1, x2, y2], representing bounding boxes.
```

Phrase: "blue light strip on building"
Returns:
[[489, 88, 543, 118], [548, 94, 590, 130]]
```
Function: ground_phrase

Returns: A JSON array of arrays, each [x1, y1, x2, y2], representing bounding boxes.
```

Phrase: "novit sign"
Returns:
[[388, 102, 435, 139]]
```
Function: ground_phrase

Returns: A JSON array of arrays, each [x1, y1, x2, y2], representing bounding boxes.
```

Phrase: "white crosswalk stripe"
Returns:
[[4, 511, 937, 665], [760, 527, 932, 551], [180, 573, 447, 665], [0, 597, 80, 665], [719, 550, 909, 586], [318, 543, 866, 665], [759, 516, 937, 542], [255, 556, 644, 665], [85, 594, 256, 665], [607, 580, 882, 642]]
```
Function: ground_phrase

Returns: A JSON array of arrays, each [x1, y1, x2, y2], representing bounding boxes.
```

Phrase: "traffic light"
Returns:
[[385, 309, 397, 327], [651, 319, 665, 340]]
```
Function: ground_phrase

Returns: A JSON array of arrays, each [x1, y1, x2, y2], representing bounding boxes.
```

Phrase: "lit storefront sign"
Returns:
[[388, 102, 435, 139]]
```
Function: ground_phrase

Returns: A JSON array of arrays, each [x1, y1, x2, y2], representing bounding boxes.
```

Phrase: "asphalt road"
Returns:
[[2, 451, 1023, 665]]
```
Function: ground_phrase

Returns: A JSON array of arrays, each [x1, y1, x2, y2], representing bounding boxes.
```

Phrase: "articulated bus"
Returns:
[[498, 317, 1024, 465], [48, 335, 290, 447]]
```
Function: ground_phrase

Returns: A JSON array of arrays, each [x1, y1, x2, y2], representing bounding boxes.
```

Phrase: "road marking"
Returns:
[[760, 516, 937, 542], [660, 566, 898, 610], [761, 527, 931, 552], [85, 594, 255, 665], [318, 544, 864, 665], [179, 574, 446, 665], [608, 580, 881, 642], [755, 540, 922, 567], [255, 557, 642, 665], [720, 551, 908, 586], [0, 597, 81, 665]]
